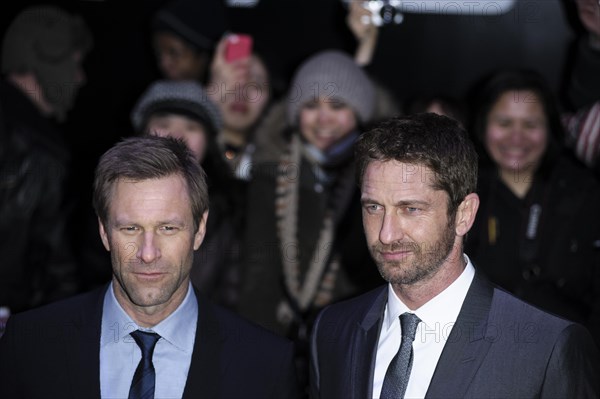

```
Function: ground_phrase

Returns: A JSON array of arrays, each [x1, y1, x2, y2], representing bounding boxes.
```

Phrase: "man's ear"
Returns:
[[193, 210, 209, 250], [455, 193, 480, 237], [98, 217, 111, 251]]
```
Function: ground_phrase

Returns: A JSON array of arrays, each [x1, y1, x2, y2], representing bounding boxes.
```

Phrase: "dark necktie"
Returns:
[[129, 330, 161, 399], [380, 312, 422, 399]]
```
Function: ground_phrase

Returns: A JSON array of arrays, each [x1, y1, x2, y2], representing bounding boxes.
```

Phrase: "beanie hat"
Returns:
[[287, 50, 375, 126], [1, 5, 93, 121], [153, 0, 228, 52], [131, 80, 222, 135]]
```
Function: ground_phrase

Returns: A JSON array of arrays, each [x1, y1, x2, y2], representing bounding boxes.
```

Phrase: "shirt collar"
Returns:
[[101, 281, 198, 353], [384, 255, 475, 331]]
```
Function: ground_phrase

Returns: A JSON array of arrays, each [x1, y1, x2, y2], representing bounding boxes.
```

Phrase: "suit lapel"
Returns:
[[353, 287, 387, 398], [66, 285, 105, 398], [425, 273, 494, 398], [182, 290, 226, 399]]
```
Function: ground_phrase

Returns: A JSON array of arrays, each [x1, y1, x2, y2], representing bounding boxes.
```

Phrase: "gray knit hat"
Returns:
[[287, 50, 375, 126], [131, 80, 222, 135]]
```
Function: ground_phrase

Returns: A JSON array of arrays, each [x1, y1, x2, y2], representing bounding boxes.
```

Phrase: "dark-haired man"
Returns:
[[309, 113, 599, 399]]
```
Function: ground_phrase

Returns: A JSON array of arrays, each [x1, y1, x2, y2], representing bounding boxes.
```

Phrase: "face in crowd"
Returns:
[[219, 55, 271, 134], [484, 89, 548, 180], [153, 31, 209, 81], [146, 113, 209, 162], [299, 97, 358, 152]]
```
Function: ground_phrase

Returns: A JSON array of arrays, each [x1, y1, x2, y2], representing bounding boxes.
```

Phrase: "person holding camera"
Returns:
[[238, 49, 385, 392]]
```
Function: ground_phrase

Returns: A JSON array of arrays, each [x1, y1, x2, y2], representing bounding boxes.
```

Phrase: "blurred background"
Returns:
[[0, 0, 585, 164]]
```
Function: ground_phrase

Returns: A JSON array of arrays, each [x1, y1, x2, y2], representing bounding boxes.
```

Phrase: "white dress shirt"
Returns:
[[372, 255, 475, 399], [100, 281, 198, 399]]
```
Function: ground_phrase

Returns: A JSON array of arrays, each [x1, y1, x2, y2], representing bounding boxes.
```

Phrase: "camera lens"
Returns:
[[379, 4, 397, 24]]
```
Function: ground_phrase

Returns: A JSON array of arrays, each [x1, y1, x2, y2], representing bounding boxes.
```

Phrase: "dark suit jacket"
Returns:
[[0, 285, 300, 399], [310, 271, 600, 398]]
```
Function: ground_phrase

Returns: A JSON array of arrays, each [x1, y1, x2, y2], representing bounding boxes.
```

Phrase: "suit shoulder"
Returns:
[[207, 300, 293, 348], [491, 286, 577, 332], [317, 285, 386, 323], [490, 287, 599, 371], [8, 286, 105, 324]]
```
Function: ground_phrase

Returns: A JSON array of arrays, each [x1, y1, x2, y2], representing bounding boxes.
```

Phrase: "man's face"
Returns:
[[575, 0, 600, 37], [38, 50, 87, 121], [99, 175, 206, 316], [360, 160, 457, 286]]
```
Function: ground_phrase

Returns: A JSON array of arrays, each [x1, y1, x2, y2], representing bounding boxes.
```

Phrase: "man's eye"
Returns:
[[364, 204, 381, 214], [160, 226, 179, 234]]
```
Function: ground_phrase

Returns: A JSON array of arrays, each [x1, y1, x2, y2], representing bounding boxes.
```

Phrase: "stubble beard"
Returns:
[[111, 252, 188, 309], [372, 221, 456, 286]]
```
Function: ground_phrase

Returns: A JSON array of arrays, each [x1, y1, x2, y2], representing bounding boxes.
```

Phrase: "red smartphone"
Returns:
[[224, 34, 253, 63]]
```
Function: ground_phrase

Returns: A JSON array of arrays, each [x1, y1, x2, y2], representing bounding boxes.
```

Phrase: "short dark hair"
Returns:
[[93, 135, 209, 232], [355, 113, 478, 217]]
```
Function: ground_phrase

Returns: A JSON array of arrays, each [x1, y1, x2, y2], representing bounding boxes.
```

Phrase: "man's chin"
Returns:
[[125, 286, 169, 307], [377, 262, 409, 284]]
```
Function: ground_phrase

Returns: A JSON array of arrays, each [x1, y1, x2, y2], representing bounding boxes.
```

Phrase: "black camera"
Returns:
[[363, 0, 404, 26]]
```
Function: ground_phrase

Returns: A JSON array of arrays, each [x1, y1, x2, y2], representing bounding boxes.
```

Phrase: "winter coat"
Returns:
[[0, 80, 78, 313]]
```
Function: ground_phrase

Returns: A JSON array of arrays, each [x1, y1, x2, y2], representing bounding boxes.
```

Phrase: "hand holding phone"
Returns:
[[225, 34, 253, 63]]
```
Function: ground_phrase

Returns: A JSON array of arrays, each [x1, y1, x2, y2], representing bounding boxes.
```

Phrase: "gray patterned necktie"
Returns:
[[380, 312, 422, 399]]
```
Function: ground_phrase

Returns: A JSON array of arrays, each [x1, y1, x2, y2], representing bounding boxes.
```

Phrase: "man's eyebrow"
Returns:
[[394, 200, 430, 207], [360, 197, 378, 205], [360, 198, 430, 207]]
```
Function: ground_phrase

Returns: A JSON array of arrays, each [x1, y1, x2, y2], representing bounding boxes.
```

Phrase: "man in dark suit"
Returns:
[[309, 114, 599, 399], [0, 136, 299, 399]]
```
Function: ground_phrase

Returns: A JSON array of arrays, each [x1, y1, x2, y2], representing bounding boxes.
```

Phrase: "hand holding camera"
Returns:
[[347, 1, 379, 41], [225, 34, 253, 63], [363, 0, 404, 26], [344, 1, 404, 28], [346, 1, 387, 66]]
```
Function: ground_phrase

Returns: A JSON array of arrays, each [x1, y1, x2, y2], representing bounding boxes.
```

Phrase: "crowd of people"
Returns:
[[0, 0, 599, 398]]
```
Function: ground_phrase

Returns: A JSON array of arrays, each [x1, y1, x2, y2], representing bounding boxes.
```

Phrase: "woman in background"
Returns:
[[466, 69, 600, 345]]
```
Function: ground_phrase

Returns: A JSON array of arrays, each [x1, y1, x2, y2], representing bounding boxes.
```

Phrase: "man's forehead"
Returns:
[[364, 160, 437, 185]]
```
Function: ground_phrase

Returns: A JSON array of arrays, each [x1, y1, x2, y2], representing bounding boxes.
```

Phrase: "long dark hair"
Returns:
[[470, 69, 565, 175]]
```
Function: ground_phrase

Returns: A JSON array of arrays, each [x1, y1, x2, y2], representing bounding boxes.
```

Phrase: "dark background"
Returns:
[[0, 0, 585, 203]]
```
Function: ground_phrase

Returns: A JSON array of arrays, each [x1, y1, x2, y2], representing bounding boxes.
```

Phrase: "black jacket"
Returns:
[[0, 284, 300, 398], [0, 80, 78, 313], [466, 154, 600, 343]]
